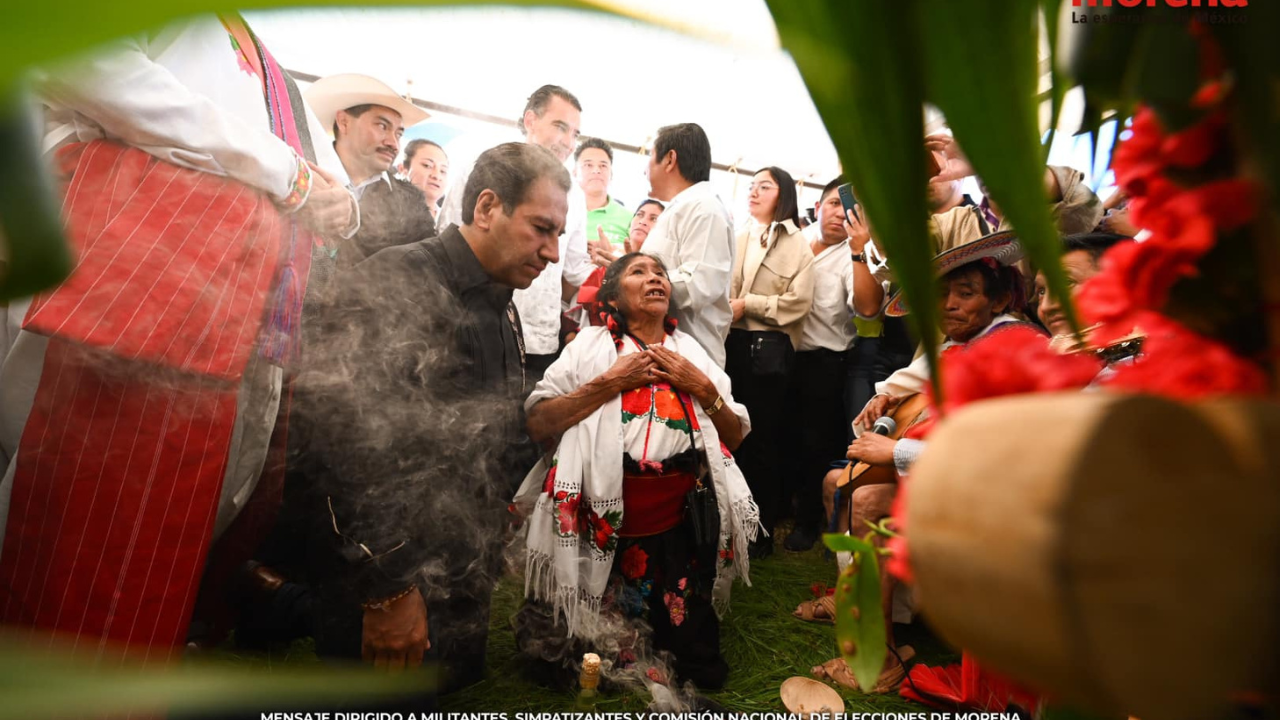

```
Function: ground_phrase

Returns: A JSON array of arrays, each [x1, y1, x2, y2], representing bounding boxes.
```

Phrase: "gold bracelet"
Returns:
[[703, 395, 725, 416], [361, 585, 416, 611]]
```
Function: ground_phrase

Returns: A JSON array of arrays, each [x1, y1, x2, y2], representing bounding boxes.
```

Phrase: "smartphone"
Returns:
[[837, 183, 860, 222]]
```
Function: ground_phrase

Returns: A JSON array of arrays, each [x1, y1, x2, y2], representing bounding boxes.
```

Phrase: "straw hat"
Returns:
[[304, 73, 429, 137], [780, 676, 845, 716], [883, 228, 1023, 317]]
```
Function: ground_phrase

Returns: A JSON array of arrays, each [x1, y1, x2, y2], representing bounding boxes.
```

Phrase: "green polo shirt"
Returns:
[[586, 197, 633, 247]]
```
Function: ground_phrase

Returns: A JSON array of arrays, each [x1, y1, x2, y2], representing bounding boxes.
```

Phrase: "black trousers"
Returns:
[[724, 328, 794, 533], [786, 348, 851, 531]]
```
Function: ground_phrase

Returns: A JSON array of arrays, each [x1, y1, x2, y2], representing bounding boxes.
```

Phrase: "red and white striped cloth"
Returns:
[[0, 140, 285, 661]]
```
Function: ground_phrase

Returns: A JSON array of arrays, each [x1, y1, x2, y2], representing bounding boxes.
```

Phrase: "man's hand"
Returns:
[[362, 586, 428, 674], [297, 163, 356, 237], [589, 226, 619, 268], [854, 394, 902, 431], [924, 133, 973, 184], [844, 207, 870, 251], [589, 244, 618, 268], [846, 432, 897, 467], [730, 298, 746, 323], [1101, 207, 1139, 237]]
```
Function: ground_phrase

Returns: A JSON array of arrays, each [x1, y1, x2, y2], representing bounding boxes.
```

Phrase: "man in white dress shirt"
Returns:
[[438, 85, 594, 378], [783, 178, 884, 551], [641, 123, 735, 367]]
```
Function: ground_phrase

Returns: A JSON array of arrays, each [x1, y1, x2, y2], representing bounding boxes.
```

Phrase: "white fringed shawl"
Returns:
[[514, 326, 760, 637]]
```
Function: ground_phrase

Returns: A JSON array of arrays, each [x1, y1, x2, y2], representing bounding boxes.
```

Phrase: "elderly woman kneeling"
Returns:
[[514, 252, 759, 690]]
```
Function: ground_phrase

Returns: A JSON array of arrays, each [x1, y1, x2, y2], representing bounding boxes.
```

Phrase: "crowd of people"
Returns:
[[0, 12, 1146, 713]]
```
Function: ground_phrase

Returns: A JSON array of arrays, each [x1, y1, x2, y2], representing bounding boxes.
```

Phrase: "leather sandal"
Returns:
[[792, 594, 837, 624], [811, 645, 915, 694]]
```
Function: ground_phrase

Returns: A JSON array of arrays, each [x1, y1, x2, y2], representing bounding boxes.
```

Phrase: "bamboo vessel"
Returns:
[[906, 393, 1280, 719]]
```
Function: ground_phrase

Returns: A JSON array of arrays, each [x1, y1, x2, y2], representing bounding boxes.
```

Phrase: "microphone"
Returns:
[[871, 416, 897, 437], [848, 416, 899, 465]]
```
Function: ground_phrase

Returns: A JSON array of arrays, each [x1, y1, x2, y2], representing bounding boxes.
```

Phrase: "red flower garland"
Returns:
[[1077, 75, 1267, 394]]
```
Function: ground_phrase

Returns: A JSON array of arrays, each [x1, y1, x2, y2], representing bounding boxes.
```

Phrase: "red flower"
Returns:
[[935, 326, 1102, 414], [1077, 228, 1206, 329], [1160, 110, 1224, 169], [719, 547, 735, 568], [593, 513, 615, 550], [620, 545, 648, 579], [555, 491, 580, 535], [621, 386, 652, 417], [1114, 108, 1224, 189], [1111, 110, 1166, 196], [1075, 246, 1140, 327], [1178, 179, 1260, 233], [542, 464, 558, 495]]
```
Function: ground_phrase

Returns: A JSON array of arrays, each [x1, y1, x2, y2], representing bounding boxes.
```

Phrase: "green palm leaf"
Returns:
[[767, 0, 942, 399], [921, 0, 1078, 337], [0, 638, 425, 720]]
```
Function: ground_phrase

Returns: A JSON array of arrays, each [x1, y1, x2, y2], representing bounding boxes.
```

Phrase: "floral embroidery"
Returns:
[[677, 577, 687, 591], [663, 591, 686, 627], [617, 584, 645, 617], [542, 460, 558, 495], [581, 506, 623, 554], [620, 383, 698, 432], [719, 547, 735, 568], [621, 545, 649, 579], [638, 579, 654, 598], [554, 491, 580, 536]]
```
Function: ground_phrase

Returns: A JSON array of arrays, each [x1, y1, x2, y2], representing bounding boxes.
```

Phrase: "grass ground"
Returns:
[[218, 529, 960, 714]]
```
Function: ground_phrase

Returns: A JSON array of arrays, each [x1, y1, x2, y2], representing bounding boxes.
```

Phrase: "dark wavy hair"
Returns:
[[596, 252, 671, 339]]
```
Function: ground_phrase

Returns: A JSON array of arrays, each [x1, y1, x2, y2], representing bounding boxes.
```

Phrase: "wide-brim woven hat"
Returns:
[[883, 229, 1024, 317], [304, 73, 429, 137]]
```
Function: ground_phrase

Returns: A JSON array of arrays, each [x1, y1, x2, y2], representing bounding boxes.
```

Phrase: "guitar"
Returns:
[[837, 392, 932, 490]]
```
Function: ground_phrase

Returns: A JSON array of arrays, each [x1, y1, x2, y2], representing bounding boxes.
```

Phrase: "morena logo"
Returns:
[[1071, 0, 1247, 6]]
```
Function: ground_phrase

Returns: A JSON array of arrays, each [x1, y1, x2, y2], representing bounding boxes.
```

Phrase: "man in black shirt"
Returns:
[[295, 142, 569, 699], [305, 73, 437, 267]]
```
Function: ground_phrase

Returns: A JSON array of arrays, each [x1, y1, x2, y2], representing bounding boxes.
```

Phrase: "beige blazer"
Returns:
[[730, 219, 815, 350]]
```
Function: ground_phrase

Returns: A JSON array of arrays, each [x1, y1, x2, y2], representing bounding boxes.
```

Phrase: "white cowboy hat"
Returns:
[[304, 73, 429, 137]]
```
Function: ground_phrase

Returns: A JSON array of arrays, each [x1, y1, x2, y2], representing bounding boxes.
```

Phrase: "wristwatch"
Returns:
[[851, 252, 865, 263], [703, 395, 725, 416]]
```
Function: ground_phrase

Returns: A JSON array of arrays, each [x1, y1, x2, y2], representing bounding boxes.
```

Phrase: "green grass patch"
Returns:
[[217, 531, 960, 713]]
